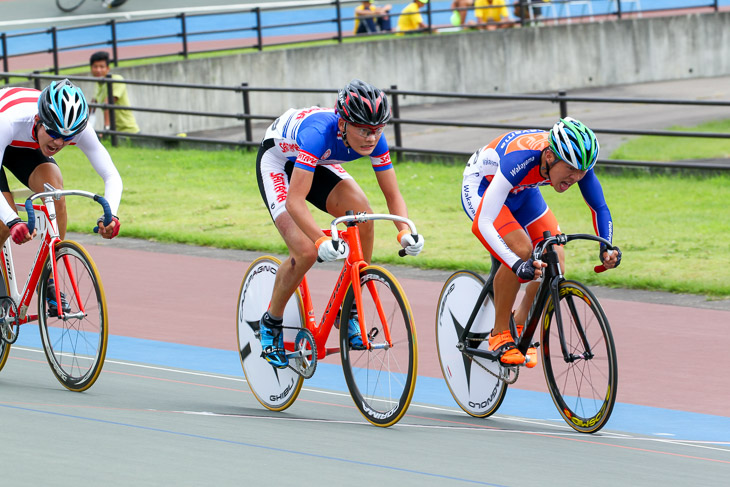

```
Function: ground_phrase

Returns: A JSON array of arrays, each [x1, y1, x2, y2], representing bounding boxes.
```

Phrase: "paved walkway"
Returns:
[[190, 75, 730, 167]]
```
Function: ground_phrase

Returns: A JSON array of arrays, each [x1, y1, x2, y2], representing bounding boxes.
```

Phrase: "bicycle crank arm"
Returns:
[[463, 345, 501, 362]]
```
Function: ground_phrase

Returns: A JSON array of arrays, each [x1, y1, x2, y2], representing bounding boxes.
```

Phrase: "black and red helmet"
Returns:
[[335, 79, 391, 126]]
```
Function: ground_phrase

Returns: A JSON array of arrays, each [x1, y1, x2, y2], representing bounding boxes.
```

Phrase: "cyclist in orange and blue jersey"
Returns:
[[255, 79, 424, 368], [461, 118, 621, 367]]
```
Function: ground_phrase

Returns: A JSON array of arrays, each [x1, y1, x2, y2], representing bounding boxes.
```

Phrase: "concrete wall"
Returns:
[[79, 12, 729, 135]]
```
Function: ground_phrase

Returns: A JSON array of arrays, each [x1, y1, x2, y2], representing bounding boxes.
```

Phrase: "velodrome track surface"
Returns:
[[1, 233, 728, 486]]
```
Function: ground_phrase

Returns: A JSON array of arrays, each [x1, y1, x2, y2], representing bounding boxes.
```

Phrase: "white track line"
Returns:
[[11, 346, 730, 450]]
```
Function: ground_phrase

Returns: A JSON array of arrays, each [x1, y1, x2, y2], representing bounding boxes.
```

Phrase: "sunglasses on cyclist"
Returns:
[[350, 125, 385, 138], [42, 124, 76, 142]]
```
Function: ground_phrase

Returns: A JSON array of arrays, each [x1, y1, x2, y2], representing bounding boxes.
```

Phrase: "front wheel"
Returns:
[[0, 338, 8, 373], [436, 270, 507, 418], [236, 256, 305, 412], [340, 266, 417, 427], [541, 280, 618, 434], [56, 0, 86, 12], [0, 276, 9, 372], [38, 241, 108, 392]]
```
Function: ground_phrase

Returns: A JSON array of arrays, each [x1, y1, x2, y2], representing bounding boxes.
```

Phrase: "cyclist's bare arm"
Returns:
[[375, 168, 409, 233]]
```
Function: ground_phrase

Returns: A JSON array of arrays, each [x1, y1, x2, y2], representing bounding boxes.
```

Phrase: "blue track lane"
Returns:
[[12, 331, 730, 442]]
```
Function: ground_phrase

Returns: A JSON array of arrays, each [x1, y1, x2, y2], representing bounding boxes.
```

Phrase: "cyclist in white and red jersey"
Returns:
[[462, 118, 621, 367], [255, 79, 424, 368], [0, 80, 122, 244]]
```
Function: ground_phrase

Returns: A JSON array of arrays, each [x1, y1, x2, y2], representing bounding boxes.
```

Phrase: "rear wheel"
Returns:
[[542, 280, 618, 433], [56, 0, 86, 12], [38, 241, 108, 392], [436, 270, 507, 418], [236, 256, 305, 412], [340, 266, 417, 427]]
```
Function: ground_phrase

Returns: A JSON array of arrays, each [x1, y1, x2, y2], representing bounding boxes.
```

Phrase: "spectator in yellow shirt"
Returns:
[[354, 1, 392, 34], [475, 0, 511, 29], [397, 0, 429, 33]]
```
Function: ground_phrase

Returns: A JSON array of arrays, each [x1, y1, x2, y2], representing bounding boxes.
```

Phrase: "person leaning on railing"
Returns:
[[90, 51, 140, 137]]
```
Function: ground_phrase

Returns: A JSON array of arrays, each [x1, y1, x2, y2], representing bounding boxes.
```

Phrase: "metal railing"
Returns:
[[2, 71, 728, 170], [0, 0, 725, 76]]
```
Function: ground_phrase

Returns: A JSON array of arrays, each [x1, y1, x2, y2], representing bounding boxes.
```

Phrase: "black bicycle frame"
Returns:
[[458, 231, 613, 364]]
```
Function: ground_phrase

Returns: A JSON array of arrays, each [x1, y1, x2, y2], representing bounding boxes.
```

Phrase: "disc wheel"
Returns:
[[436, 270, 507, 418], [236, 256, 305, 411]]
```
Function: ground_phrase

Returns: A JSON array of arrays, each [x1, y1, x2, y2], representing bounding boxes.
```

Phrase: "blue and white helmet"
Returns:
[[548, 117, 599, 171], [37, 79, 89, 137]]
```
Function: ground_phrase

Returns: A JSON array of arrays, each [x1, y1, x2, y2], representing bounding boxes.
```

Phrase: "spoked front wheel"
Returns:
[[340, 266, 417, 427], [0, 279, 10, 372], [236, 256, 305, 412], [542, 280, 618, 433], [56, 0, 86, 12], [0, 337, 8, 372], [436, 270, 507, 418], [38, 241, 108, 392]]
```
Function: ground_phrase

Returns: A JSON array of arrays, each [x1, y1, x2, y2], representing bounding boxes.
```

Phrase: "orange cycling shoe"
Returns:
[[515, 324, 538, 369], [488, 330, 525, 365]]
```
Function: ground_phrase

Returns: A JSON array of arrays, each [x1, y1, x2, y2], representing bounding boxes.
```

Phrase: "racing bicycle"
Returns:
[[0, 184, 112, 392], [237, 211, 419, 427], [56, 0, 127, 13], [436, 232, 619, 433]]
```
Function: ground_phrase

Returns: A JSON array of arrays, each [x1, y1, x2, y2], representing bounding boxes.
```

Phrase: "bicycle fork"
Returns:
[[48, 243, 86, 321]]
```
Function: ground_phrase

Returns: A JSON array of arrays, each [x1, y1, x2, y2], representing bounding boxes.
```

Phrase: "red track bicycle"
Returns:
[[236, 211, 419, 427]]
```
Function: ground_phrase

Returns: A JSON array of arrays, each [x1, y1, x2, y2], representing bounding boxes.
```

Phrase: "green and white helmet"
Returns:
[[548, 117, 599, 171]]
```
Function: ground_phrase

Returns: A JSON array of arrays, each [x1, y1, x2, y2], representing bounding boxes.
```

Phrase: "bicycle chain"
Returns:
[[460, 337, 520, 385]]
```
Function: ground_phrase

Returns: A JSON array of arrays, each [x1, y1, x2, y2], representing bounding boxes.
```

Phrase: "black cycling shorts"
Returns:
[[0, 146, 57, 193]]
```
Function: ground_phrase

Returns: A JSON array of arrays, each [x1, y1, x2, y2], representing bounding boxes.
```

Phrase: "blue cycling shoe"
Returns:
[[259, 319, 288, 369], [348, 316, 366, 350], [46, 279, 71, 317]]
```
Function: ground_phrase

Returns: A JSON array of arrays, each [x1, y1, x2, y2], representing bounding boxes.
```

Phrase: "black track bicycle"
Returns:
[[56, 0, 127, 13], [436, 232, 619, 433]]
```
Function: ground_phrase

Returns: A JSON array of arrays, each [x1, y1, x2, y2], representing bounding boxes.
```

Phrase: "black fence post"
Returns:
[[241, 82, 252, 146], [335, 0, 343, 43], [255, 7, 263, 51], [106, 76, 118, 147], [109, 20, 119, 67], [1, 34, 8, 84], [179, 13, 189, 59], [519, 0, 527, 28], [616, 0, 623, 19], [558, 90, 568, 119], [50, 27, 59, 75], [390, 85, 402, 163], [714, 0, 719, 11], [33, 71, 41, 90], [426, 0, 433, 33]]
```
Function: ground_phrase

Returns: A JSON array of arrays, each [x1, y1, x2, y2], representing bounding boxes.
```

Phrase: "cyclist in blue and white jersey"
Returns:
[[0, 79, 122, 245], [461, 118, 621, 367], [255, 79, 424, 368]]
